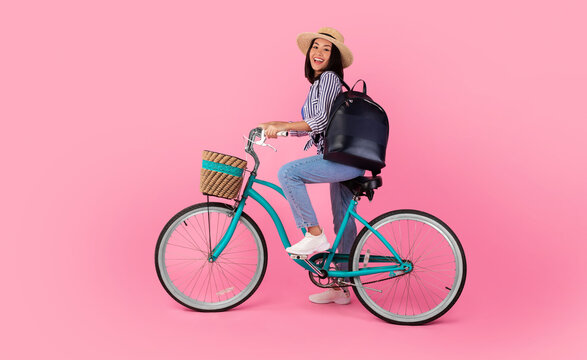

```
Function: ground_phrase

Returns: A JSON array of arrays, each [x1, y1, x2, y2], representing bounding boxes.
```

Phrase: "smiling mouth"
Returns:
[[313, 58, 324, 64]]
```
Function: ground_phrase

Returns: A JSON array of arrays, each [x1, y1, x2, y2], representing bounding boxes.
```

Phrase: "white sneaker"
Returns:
[[286, 231, 330, 255], [309, 288, 351, 305]]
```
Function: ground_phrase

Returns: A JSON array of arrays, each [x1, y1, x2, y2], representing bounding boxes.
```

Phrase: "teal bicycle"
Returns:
[[155, 128, 466, 325]]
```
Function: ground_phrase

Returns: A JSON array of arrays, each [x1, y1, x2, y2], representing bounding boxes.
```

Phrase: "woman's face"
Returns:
[[309, 38, 332, 75]]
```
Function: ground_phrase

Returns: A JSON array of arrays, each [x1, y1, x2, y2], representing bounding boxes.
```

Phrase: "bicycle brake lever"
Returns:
[[264, 143, 277, 152], [255, 130, 277, 152], [255, 130, 267, 145], [242, 130, 278, 152]]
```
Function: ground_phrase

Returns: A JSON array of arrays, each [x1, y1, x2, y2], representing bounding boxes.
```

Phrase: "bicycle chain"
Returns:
[[310, 271, 407, 289]]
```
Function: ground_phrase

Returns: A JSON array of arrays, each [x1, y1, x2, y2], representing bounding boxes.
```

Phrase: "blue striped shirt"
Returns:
[[290, 71, 342, 154]]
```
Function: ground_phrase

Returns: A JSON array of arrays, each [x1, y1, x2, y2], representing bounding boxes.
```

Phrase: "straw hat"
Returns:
[[296, 27, 354, 68]]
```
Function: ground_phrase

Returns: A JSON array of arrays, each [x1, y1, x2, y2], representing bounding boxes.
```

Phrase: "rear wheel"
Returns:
[[155, 202, 267, 311], [349, 210, 466, 325]]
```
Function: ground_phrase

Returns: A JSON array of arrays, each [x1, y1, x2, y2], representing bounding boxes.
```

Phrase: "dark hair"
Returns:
[[304, 38, 344, 84]]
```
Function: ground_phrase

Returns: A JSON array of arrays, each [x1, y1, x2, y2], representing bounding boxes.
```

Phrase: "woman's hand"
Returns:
[[258, 121, 289, 138]]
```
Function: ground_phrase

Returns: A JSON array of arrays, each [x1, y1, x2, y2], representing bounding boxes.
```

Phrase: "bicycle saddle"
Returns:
[[341, 176, 382, 201]]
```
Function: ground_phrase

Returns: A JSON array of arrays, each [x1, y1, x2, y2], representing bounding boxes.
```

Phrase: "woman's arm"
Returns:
[[258, 121, 311, 138]]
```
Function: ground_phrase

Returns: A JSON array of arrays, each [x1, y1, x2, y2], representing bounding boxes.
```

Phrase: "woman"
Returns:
[[259, 27, 364, 305]]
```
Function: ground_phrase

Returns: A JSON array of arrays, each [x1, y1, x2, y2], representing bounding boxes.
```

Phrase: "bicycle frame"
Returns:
[[209, 171, 411, 278], [207, 128, 411, 278]]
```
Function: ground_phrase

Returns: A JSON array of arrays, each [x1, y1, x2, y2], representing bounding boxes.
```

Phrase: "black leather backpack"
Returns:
[[323, 79, 389, 175]]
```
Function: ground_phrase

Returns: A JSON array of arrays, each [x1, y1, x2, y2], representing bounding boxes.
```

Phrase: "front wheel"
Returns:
[[155, 202, 267, 311], [349, 210, 466, 325]]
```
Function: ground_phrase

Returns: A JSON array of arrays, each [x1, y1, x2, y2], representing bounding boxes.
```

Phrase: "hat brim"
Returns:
[[296, 32, 354, 68]]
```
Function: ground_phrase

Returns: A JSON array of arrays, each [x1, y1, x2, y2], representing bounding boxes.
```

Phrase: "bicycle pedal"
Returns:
[[289, 254, 308, 260]]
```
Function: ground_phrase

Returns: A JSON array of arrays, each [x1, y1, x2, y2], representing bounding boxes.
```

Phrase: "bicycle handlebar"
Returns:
[[245, 128, 287, 174]]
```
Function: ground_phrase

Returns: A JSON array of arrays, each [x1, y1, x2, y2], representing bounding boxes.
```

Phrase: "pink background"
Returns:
[[2, 0, 586, 358]]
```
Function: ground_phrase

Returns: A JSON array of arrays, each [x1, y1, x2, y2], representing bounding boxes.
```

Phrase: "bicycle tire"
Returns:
[[155, 202, 267, 311], [349, 209, 466, 325]]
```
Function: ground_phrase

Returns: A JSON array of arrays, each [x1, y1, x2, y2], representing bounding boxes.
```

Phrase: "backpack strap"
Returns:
[[340, 79, 351, 92], [319, 72, 350, 95], [327, 73, 350, 92], [336, 75, 367, 94]]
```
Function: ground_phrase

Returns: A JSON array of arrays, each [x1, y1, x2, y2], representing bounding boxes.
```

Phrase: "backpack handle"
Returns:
[[351, 79, 367, 94], [337, 77, 367, 94]]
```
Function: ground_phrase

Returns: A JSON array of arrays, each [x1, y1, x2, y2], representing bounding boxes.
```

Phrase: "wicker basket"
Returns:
[[200, 150, 247, 199]]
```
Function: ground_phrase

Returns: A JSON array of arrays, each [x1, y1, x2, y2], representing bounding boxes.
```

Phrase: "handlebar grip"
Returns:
[[276, 131, 288, 137]]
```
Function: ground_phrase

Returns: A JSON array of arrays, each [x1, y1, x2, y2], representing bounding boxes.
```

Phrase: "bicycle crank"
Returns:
[[290, 253, 328, 279]]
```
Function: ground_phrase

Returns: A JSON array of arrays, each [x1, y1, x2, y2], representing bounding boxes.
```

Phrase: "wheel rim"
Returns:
[[352, 212, 465, 323], [157, 205, 265, 310]]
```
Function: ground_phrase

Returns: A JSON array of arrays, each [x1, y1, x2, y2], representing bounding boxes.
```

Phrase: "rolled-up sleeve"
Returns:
[[288, 128, 308, 137]]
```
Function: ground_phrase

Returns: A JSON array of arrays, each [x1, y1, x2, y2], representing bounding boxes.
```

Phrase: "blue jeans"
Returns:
[[277, 155, 365, 260]]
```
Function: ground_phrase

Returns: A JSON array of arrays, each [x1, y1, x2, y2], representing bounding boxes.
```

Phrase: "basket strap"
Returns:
[[202, 160, 245, 177]]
